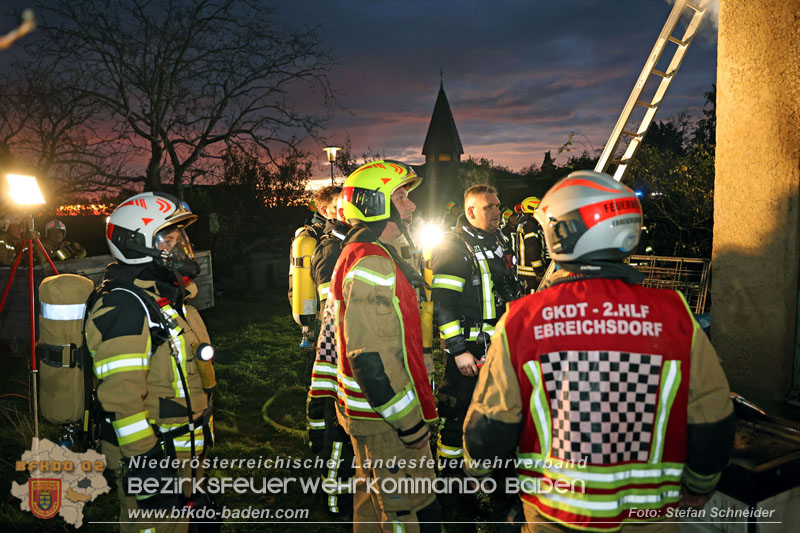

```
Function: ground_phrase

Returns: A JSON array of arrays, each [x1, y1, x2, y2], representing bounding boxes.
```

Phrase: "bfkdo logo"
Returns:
[[29, 478, 61, 519]]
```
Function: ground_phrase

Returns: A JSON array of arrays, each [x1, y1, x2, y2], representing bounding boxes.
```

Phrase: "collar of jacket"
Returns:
[[104, 261, 182, 307], [455, 214, 501, 242], [324, 219, 350, 241], [544, 261, 645, 289]]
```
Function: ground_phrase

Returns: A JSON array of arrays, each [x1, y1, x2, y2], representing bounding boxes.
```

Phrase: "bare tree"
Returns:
[[0, 60, 131, 199], [27, 0, 334, 196]]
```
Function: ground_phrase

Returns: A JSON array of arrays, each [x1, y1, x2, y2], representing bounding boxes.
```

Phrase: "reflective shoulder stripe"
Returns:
[[41, 302, 86, 321], [345, 266, 395, 287], [431, 274, 465, 291]]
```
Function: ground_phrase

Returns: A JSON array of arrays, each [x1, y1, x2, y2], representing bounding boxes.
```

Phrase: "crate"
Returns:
[[188, 250, 214, 310], [0, 250, 214, 345], [627, 255, 710, 314]]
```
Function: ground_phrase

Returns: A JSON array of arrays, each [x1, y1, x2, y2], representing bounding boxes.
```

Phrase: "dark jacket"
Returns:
[[430, 215, 521, 357], [310, 219, 350, 310]]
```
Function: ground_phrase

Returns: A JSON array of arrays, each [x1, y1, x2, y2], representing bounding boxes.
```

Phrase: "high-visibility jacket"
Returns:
[[516, 213, 547, 280], [430, 215, 521, 356], [86, 263, 213, 458], [331, 232, 437, 442], [463, 275, 735, 531]]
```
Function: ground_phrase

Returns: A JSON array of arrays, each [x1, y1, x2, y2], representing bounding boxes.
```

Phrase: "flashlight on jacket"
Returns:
[[195, 342, 214, 361], [192, 343, 217, 394]]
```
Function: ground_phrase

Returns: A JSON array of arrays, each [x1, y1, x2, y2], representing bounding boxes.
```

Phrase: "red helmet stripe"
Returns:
[[579, 198, 642, 229], [156, 198, 171, 213], [106, 223, 114, 240], [141, 217, 154, 226], [552, 178, 622, 194]]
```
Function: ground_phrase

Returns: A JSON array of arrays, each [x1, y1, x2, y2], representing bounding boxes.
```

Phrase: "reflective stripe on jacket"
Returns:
[[464, 276, 734, 531]]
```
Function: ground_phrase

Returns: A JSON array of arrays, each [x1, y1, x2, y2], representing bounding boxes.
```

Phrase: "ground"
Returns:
[[0, 289, 516, 532]]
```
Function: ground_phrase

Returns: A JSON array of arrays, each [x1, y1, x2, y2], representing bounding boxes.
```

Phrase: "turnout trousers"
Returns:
[[350, 429, 441, 533]]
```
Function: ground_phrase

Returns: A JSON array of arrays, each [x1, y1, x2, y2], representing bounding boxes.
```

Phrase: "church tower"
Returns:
[[416, 79, 464, 217]]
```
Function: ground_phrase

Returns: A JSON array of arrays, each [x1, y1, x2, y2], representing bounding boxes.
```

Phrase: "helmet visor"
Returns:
[[153, 226, 195, 263]]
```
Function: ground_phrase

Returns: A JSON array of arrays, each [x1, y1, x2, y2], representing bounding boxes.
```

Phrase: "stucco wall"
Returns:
[[712, 0, 800, 401]]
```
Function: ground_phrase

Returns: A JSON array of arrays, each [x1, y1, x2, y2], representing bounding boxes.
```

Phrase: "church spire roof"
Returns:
[[422, 80, 463, 156]]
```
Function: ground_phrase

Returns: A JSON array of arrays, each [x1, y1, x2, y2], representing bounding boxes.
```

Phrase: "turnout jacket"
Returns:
[[0, 230, 19, 266], [463, 275, 735, 531], [430, 215, 520, 356], [43, 238, 87, 261], [86, 263, 212, 458], [331, 227, 437, 444], [516, 213, 547, 281], [500, 222, 518, 254]]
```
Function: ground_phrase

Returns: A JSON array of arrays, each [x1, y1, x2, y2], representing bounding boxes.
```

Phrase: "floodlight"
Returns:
[[417, 222, 445, 251], [6, 174, 45, 205]]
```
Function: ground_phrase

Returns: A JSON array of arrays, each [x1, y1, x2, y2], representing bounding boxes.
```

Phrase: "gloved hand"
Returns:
[[122, 444, 182, 510]]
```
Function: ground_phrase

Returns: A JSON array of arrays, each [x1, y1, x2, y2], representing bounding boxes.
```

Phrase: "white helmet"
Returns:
[[535, 170, 642, 263], [106, 191, 199, 276], [45, 219, 67, 242]]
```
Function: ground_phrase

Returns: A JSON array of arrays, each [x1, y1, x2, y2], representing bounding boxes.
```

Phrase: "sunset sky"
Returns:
[[1, 0, 719, 183], [277, 0, 719, 181]]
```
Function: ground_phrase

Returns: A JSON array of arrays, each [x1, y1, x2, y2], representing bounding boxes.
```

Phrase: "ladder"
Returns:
[[536, 0, 711, 291], [595, 0, 711, 182]]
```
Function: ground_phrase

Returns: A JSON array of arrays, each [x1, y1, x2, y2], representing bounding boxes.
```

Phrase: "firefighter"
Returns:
[[430, 184, 522, 468], [42, 219, 87, 261], [332, 160, 441, 532], [290, 185, 342, 371], [0, 213, 22, 265], [500, 207, 518, 253], [463, 170, 735, 532], [86, 192, 215, 533], [516, 196, 548, 293], [306, 191, 355, 519]]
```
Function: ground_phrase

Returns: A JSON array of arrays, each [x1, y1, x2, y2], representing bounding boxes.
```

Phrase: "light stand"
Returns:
[[0, 174, 56, 440]]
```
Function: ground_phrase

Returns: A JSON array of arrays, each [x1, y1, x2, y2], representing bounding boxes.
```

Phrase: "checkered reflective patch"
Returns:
[[316, 301, 338, 364], [540, 351, 662, 464]]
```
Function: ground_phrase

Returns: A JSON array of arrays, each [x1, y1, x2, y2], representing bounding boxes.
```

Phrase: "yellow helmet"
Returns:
[[342, 160, 422, 223], [520, 196, 541, 213], [502, 208, 513, 222]]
